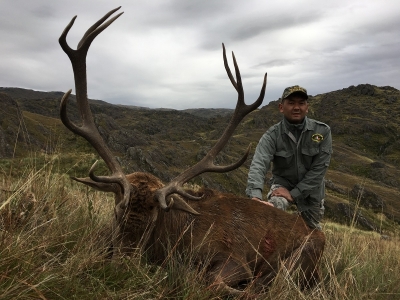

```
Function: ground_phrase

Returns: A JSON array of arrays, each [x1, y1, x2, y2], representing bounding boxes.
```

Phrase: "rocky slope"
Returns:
[[1, 84, 400, 234]]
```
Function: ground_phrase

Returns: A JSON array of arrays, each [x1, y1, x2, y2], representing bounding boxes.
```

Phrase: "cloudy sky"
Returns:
[[1, 0, 399, 109]]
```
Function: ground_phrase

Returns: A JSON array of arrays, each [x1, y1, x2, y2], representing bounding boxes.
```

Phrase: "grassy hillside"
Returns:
[[0, 161, 399, 299], [1, 85, 400, 234]]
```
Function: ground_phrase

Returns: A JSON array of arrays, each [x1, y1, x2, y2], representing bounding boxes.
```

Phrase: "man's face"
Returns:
[[279, 95, 309, 124]]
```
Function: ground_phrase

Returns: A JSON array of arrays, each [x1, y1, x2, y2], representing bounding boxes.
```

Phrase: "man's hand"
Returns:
[[252, 197, 274, 207], [271, 187, 294, 202]]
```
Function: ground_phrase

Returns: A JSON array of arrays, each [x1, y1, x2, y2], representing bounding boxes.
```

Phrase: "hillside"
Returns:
[[1, 85, 400, 234]]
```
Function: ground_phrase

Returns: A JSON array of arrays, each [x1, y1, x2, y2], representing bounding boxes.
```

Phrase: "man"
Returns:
[[245, 85, 332, 230]]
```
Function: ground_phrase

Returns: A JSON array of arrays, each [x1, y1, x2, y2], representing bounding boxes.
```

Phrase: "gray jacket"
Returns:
[[246, 117, 332, 212]]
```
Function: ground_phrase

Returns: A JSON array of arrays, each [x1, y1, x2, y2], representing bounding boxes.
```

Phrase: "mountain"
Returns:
[[182, 108, 234, 118], [1, 85, 400, 234]]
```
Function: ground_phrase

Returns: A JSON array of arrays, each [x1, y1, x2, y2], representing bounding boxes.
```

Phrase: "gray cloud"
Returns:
[[0, 0, 399, 109]]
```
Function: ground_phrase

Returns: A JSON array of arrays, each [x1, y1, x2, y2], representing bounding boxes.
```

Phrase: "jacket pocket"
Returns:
[[301, 147, 320, 169], [274, 150, 294, 169]]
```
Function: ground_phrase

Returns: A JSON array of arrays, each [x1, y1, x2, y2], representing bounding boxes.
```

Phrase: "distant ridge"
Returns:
[[182, 108, 233, 118], [1, 84, 400, 232], [0, 87, 234, 118], [0, 87, 65, 100]]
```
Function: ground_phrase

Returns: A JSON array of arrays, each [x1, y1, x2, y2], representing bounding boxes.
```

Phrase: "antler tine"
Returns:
[[59, 7, 132, 206], [222, 44, 238, 91], [154, 44, 267, 213], [59, 7, 123, 56]]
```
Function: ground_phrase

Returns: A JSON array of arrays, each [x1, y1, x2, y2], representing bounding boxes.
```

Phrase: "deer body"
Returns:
[[59, 7, 325, 294], [106, 172, 324, 292]]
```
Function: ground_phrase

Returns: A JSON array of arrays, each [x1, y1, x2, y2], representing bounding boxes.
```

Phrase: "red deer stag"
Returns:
[[59, 7, 325, 295]]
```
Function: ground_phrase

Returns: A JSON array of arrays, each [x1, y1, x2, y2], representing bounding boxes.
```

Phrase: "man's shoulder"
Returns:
[[260, 122, 280, 140], [266, 120, 284, 133], [306, 118, 331, 131], [259, 121, 283, 142]]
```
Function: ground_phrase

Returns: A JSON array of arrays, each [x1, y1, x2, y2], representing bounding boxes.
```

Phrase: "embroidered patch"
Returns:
[[312, 133, 324, 142]]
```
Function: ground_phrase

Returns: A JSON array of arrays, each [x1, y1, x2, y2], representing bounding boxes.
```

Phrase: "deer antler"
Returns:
[[59, 7, 133, 206], [154, 44, 267, 212]]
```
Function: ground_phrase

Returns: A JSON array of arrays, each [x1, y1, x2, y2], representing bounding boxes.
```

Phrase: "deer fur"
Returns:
[[79, 172, 325, 294]]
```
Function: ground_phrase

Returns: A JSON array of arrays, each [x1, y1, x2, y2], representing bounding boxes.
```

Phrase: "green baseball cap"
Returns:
[[281, 85, 308, 100]]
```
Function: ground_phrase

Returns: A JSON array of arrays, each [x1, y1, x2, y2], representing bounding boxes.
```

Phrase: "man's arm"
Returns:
[[246, 131, 276, 200]]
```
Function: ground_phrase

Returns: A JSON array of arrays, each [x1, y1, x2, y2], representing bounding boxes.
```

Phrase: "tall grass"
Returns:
[[1, 155, 399, 299]]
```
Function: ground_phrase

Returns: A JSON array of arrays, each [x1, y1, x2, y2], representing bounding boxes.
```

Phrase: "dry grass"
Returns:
[[1, 155, 400, 299]]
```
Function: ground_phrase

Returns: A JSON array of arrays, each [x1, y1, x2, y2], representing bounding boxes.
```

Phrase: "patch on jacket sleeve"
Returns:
[[311, 133, 324, 143]]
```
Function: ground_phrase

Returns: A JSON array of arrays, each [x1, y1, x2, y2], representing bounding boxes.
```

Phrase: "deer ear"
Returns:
[[71, 176, 120, 193]]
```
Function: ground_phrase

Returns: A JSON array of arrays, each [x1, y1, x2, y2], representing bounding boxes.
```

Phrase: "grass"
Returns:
[[1, 154, 400, 299]]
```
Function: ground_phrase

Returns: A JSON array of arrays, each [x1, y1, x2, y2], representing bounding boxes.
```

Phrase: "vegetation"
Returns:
[[2, 85, 400, 232], [0, 154, 399, 299], [1, 84, 400, 298]]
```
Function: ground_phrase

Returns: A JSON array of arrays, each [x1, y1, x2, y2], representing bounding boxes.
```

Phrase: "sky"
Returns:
[[1, 0, 399, 109]]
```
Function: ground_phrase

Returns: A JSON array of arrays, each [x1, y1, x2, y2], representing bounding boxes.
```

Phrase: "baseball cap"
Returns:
[[281, 85, 308, 100]]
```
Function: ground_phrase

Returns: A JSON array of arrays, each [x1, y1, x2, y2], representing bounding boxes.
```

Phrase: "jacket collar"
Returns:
[[281, 117, 312, 133], [304, 117, 315, 131]]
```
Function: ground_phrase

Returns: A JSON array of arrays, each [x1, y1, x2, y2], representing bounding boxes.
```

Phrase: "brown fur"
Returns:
[[90, 172, 325, 294]]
